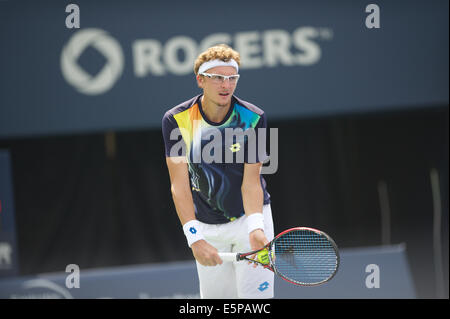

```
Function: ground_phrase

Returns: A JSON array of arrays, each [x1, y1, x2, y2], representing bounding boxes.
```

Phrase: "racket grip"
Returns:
[[218, 252, 238, 262]]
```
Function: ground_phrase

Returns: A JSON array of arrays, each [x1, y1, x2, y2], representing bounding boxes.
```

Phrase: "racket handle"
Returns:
[[218, 252, 238, 262]]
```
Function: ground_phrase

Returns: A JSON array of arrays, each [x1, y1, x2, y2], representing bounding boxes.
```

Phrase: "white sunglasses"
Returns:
[[200, 72, 240, 84]]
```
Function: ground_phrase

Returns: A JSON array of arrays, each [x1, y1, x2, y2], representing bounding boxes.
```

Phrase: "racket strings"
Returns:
[[273, 229, 338, 285]]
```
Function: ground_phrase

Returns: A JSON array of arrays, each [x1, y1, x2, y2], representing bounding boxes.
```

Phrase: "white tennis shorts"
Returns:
[[195, 204, 274, 299]]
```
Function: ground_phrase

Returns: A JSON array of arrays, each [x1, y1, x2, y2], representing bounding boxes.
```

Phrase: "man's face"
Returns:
[[197, 66, 239, 107]]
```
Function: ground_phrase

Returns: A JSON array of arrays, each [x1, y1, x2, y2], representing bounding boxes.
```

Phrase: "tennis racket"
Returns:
[[218, 227, 340, 286]]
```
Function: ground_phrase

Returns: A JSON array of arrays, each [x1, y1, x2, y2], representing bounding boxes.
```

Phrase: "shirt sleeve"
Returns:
[[161, 111, 186, 157]]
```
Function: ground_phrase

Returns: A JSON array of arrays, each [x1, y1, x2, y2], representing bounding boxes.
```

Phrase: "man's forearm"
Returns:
[[171, 184, 196, 225], [242, 183, 268, 250], [241, 183, 264, 217]]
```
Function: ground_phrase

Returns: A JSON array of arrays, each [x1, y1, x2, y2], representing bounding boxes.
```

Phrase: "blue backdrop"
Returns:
[[0, 0, 448, 137]]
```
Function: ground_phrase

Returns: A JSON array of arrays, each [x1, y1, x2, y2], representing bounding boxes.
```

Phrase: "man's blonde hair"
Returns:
[[194, 44, 241, 75]]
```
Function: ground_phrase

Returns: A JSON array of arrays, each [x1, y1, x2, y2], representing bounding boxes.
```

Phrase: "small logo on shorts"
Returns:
[[189, 227, 197, 234], [258, 281, 269, 292]]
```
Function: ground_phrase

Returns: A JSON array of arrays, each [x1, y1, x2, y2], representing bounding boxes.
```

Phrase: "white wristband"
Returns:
[[247, 213, 264, 234], [182, 220, 205, 247]]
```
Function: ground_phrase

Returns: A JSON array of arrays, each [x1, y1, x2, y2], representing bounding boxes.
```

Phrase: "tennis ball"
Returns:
[[257, 249, 270, 265]]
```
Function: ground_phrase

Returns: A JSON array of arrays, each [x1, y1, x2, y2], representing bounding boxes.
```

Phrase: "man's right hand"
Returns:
[[191, 240, 223, 266]]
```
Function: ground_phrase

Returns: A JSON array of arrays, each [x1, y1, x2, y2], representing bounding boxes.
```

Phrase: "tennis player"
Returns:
[[162, 44, 274, 299]]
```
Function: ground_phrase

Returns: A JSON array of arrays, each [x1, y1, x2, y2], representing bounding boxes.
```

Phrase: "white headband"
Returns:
[[198, 59, 239, 74]]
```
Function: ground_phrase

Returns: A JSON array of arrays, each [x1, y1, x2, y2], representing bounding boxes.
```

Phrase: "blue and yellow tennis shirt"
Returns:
[[162, 94, 271, 224]]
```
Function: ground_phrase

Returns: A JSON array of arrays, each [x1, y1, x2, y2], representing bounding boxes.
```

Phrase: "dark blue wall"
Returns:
[[0, 0, 448, 137]]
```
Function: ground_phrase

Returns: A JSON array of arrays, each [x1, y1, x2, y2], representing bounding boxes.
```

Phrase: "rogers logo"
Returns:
[[61, 28, 124, 95], [61, 26, 332, 95]]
